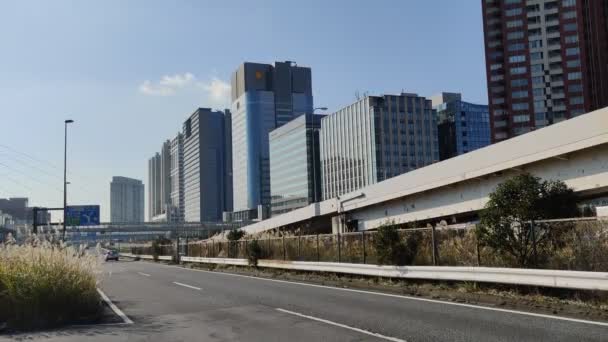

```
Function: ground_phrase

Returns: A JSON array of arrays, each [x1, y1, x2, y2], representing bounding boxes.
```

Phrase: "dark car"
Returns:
[[104, 249, 119, 261]]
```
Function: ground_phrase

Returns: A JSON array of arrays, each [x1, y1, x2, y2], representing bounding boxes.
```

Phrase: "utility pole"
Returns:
[[62, 119, 74, 242]]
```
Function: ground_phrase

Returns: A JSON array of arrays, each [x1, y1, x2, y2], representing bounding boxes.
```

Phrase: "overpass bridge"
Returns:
[[53, 221, 247, 244], [240, 106, 608, 235]]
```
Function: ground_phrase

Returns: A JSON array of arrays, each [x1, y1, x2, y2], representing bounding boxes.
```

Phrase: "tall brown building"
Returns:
[[482, 0, 608, 142]]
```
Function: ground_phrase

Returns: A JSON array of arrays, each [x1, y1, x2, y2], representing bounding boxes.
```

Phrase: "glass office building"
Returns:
[[432, 93, 491, 160], [182, 108, 232, 222], [230, 61, 313, 219], [269, 113, 324, 217], [320, 93, 439, 200]]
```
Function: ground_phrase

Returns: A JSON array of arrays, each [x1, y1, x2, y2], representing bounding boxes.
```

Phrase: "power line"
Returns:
[[0, 162, 63, 193]]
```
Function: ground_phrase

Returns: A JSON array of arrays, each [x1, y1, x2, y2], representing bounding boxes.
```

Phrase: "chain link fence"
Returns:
[[129, 218, 608, 271]]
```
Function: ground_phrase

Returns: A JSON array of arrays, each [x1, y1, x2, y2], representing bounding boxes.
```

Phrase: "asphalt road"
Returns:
[[4, 260, 607, 341]]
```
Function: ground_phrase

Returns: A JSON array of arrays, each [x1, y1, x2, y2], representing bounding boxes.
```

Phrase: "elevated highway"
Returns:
[[241, 106, 608, 234]]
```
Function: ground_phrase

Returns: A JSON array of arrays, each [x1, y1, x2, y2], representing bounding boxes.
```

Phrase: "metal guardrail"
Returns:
[[122, 253, 608, 291]]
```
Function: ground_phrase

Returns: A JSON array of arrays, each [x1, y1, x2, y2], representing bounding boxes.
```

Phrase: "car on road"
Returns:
[[104, 249, 119, 261]]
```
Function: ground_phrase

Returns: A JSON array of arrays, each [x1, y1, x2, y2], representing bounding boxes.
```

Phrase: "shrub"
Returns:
[[477, 173, 578, 268], [226, 229, 245, 241], [374, 222, 420, 266], [247, 239, 263, 267], [0, 239, 102, 330]]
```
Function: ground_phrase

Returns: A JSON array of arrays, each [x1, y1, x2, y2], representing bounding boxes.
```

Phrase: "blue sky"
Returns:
[[0, 0, 487, 221]]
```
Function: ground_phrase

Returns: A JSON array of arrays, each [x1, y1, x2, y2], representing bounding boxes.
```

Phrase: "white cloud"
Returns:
[[139, 73, 231, 109], [198, 77, 231, 108], [138, 72, 196, 96]]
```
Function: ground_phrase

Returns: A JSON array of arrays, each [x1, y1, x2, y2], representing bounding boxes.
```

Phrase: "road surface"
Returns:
[[4, 260, 607, 341]]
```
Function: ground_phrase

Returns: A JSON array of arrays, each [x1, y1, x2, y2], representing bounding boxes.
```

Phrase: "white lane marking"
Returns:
[[155, 263, 608, 328], [173, 281, 201, 291], [97, 288, 133, 324], [137, 272, 151, 277], [277, 308, 407, 342]]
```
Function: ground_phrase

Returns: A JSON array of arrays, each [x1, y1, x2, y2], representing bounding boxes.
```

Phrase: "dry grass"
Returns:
[[0, 234, 102, 330]]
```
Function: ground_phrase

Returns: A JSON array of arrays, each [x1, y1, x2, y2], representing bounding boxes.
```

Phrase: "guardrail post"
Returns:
[[361, 231, 366, 264]]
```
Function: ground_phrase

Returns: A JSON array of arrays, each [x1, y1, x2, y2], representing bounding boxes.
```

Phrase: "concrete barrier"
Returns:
[[122, 253, 608, 291]]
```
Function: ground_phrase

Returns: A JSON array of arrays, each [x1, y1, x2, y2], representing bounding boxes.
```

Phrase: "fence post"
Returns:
[[212, 240, 215, 258], [297, 235, 301, 260], [268, 237, 271, 258], [337, 233, 341, 263], [431, 224, 438, 266], [282, 235, 286, 260], [245, 239, 248, 258], [361, 231, 366, 264], [531, 220, 537, 267], [316, 234, 320, 262]]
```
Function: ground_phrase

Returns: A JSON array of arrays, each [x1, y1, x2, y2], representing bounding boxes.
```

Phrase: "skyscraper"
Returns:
[[110, 176, 144, 223], [431, 92, 491, 160], [269, 113, 325, 216], [320, 93, 439, 200], [182, 108, 232, 222], [170, 133, 185, 222], [230, 61, 313, 220], [147, 140, 171, 221], [482, 0, 608, 142]]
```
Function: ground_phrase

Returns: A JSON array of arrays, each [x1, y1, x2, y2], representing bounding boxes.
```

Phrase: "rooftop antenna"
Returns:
[[355, 91, 360, 100]]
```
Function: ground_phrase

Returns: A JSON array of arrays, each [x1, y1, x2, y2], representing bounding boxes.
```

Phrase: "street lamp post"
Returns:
[[62, 119, 74, 241]]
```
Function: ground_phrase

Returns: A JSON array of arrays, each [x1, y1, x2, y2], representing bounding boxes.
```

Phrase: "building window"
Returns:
[[530, 52, 543, 61], [510, 66, 527, 74], [566, 59, 581, 68], [508, 43, 525, 51], [530, 64, 543, 73], [565, 35, 578, 44], [564, 23, 577, 32], [511, 78, 528, 87], [529, 40, 543, 49], [490, 63, 503, 70], [533, 88, 544, 97], [493, 97, 505, 104], [566, 47, 580, 56], [494, 120, 507, 128], [509, 55, 526, 63], [512, 102, 529, 110], [495, 132, 508, 140], [567, 72, 582, 80], [532, 76, 544, 84], [505, 8, 522, 16], [512, 90, 528, 98], [507, 31, 524, 40], [568, 83, 583, 92], [513, 114, 530, 123], [506, 20, 523, 28], [505, 0, 522, 3], [563, 0, 576, 7], [534, 100, 545, 109], [570, 96, 584, 105], [563, 11, 577, 19]]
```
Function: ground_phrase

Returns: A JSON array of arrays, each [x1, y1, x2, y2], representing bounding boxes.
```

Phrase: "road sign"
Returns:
[[66, 205, 100, 226]]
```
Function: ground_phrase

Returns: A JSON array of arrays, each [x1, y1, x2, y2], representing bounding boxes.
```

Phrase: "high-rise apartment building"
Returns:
[[431, 92, 491, 160], [170, 133, 185, 222], [230, 61, 313, 220], [320, 93, 439, 200], [147, 153, 161, 221], [110, 176, 144, 223], [269, 113, 324, 217], [182, 108, 232, 222], [147, 140, 171, 221], [482, 0, 608, 142]]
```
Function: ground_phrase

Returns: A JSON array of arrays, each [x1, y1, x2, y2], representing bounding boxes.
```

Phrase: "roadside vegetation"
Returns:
[[0, 234, 102, 331]]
